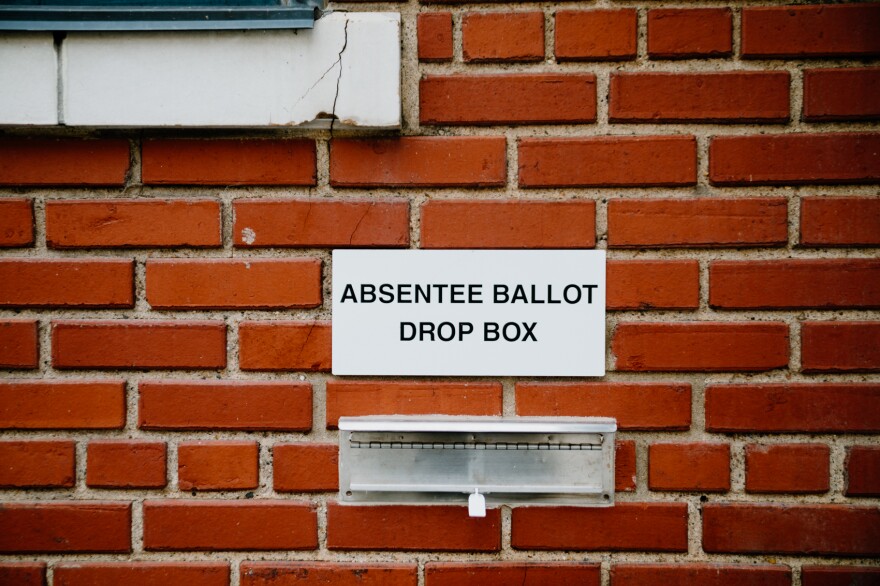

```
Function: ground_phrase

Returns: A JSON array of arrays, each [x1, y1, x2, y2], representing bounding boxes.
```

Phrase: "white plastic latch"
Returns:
[[468, 489, 486, 517]]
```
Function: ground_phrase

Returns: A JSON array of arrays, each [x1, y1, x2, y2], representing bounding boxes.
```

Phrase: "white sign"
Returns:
[[332, 250, 606, 377]]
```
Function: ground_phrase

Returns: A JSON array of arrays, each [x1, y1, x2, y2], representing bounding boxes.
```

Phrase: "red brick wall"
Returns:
[[1, 2, 879, 584]]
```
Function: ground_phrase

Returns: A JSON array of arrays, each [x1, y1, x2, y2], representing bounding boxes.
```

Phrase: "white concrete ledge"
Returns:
[[0, 33, 58, 125], [0, 12, 400, 129]]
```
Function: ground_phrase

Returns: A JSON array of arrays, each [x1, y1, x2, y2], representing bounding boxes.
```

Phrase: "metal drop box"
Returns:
[[338, 416, 617, 510]]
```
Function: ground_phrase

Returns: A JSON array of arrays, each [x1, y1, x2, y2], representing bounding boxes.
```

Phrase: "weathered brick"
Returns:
[[802, 566, 880, 586], [706, 384, 880, 433], [420, 200, 595, 249], [516, 382, 691, 431], [233, 199, 409, 248], [709, 260, 880, 309], [421, 74, 596, 125], [46, 199, 221, 249], [703, 504, 880, 556], [241, 563, 417, 586], [462, 12, 544, 62], [804, 68, 880, 121], [139, 381, 311, 431], [52, 320, 226, 370], [178, 441, 259, 491], [327, 504, 500, 551], [330, 137, 506, 187], [613, 322, 789, 372], [0, 502, 131, 553], [326, 381, 502, 429], [801, 321, 880, 373], [0, 138, 129, 186], [418, 13, 452, 62], [610, 72, 789, 123], [0, 441, 75, 488], [512, 504, 688, 551], [555, 10, 636, 61], [54, 563, 229, 586], [0, 199, 33, 247], [746, 444, 830, 494], [612, 564, 790, 586], [87, 441, 167, 489], [0, 380, 125, 430], [519, 136, 696, 187], [607, 260, 699, 310], [146, 259, 322, 310], [273, 443, 338, 492], [0, 259, 133, 308], [142, 139, 316, 185], [0, 320, 38, 369], [0, 563, 45, 586], [649, 443, 730, 492], [800, 197, 880, 247], [426, 562, 600, 586], [239, 321, 331, 372], [608, 198, 788, 248], [647, 9, 732, 59], [710, 133, 880, 186], [846, 446, 880, 497], [143, 501, 317, 551], [616, 441, 637, 492], [742, 5, 880, 59]]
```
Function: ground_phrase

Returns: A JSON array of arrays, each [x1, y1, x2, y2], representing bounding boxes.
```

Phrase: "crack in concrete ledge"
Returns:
[[329, 19, 349, 134]]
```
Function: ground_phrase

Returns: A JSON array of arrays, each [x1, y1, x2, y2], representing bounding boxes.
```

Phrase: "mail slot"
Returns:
[[338, 416, 616, 515]]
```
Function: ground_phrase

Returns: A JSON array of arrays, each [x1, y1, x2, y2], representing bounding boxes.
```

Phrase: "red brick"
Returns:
[[710, 133, 880, 186], [613, 322, 789, 372], [420, 200, 595, 249], [241, 563, 416, 586], [649, 443, 730, 492], [705, 384, 880, 433], [54, 563, 229, 586], [52, 320, 226, 370], [326, 380, 502, 429], [330, 137, 506, 188], [0, 502, 130, 553], [0, 441, 75, 488], [421, 74, 596, 125], [555, 10, 636, 61], [607, 260, 699, 310], [239, 321, 331, 372], [87, 441, 167, 489], [612, 564, 790, 586], [608, 198, 788, 248], [178, 441, 258, 491], [462, 12, 544, 62], [611, 72, 789, 123], [146, 259, 322, 310], [746, 444, 830, 494], [426, 562, 599, 586], [647, 9, 732, 59], [273, 443, 338, 492], [0, 199, 33, 247], [327, 504, 500, 551], [802, 566, 880, 586], [800, 197, 880, 247], [804, 68, 880, 122], [0, 320, 38, 369], [519, 136, 696, 187], [710, 260, 880, 309], [512, 503, 688, 551], [418, 13, 452, 62], [0, 563, 44, 586], [233, 199, 409, 248], [847, 446, 880, 497], [0, 138, 129, 186], [616, 440, 636, 492], [0, 259, 133, 308], [516, 382, 691, 431], [0, 380, 125, 430], [742, 5, 880, 59], [142, 139, 316, 186], [139, 381, 311, 431], [143, 501, 317, 551], [703, 504, 880, 556], [802, 321, 880, 373], [46, 199, 221, 249]]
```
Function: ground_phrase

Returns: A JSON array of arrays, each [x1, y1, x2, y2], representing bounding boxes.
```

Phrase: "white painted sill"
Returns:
[[0, 11, 401, 129]]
